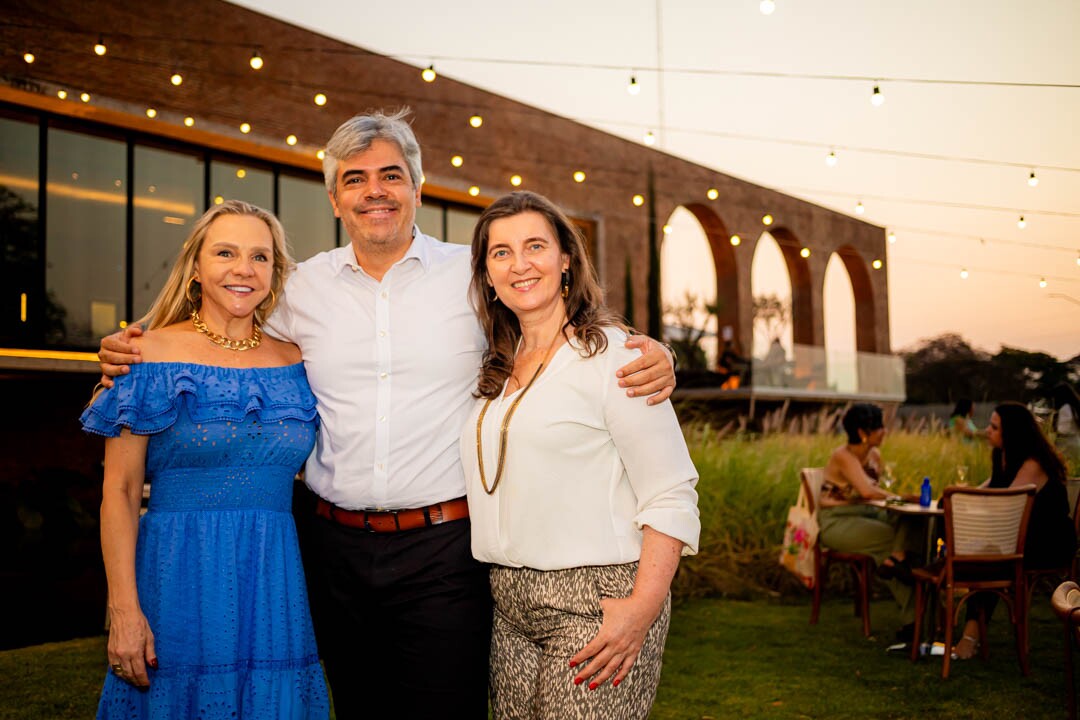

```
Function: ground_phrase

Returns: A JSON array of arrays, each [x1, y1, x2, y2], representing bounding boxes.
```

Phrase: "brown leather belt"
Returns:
[[315, 496, 469, 533]]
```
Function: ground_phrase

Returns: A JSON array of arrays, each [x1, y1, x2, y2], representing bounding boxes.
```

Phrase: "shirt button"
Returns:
[[377, 463, 384, 471], [379, 372, 388, 379], [380, 416, 387, 422], [381, 291, 388, 299], [379, 330, 386, 337]]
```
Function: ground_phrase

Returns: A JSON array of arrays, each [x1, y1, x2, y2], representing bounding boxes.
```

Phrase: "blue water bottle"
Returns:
[[919, 477, 932, 508]]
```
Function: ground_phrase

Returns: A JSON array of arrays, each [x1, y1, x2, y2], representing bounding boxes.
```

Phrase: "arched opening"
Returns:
[[750, 231, 794, 387], [824, 253, 857, 393], [834, 245, 878, 353]]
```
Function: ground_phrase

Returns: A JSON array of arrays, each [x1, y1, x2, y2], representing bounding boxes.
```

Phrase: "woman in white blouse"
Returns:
[[461, 191, 700, 719]]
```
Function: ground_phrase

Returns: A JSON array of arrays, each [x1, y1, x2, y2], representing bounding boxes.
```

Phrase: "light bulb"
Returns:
[[213, 195, 224, 205], [249, 52, 263, 70], [313, 93, 327, 107], [1039, 277, 1048, 288], [468, 186, 480, 197], [23, 52, 34, 64], [170, 72, 183, 86], [627, 75, 640, 96], [730, 235, 741, 246], [707, 188, 719, 200], [1076, 251, 1080, 267], [422, 65, 436, 82], [1028, 171, 1038, 187], [57, 90, 67, 99], [870, 84, 884, 107], [469, 114, 483, 128], [643, 130, 656, 146], [184, 116, 195, 127], [762, 214, 773, 226], [855, 201, 865, 215], [450, 155, 463, 168], [800, 247, 811, 258], [872, 259, 882, 270], [316, 150, 325, 160], [760, 0, 776, 14], [286, 134, 298, 146], [145, 108, 157, 118], [573, 171, 586, 183], [960, 268, 969, 280], [510, 174, 522, 187], [80, 92, 90, 103], [236, 169, 246, 179], [887, 231, 896, 244], [239, 122, 251, 134], [825, 151, 837, 167], [1017, 216, 1026, 229], [662, 224, 672, 235], [94, 37, 107, 56], [632, 194, 645, 207]]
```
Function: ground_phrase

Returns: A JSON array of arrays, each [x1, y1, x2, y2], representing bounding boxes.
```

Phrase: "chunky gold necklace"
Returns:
[[190, 310, 262, 352], [475, 326, 564, 495]]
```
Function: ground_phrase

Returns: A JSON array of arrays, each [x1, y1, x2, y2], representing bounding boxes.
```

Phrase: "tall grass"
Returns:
[[673, 419, 991, 600]]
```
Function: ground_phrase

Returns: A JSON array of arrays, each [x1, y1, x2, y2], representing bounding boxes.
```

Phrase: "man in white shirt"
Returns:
[[99, 109, 675, 718]]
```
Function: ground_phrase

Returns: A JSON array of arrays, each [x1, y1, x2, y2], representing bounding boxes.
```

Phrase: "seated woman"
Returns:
[[952, 401, 1077, 660], [819, 404, 917, 639], [948, 398, 980, 441]]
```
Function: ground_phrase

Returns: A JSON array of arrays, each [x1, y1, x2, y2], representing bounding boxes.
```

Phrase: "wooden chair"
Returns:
[[801, 468, 874, 638], [909, 485, 1036, 678], [1051, 580, 1080, 720], [1023, 478, 1080, 652]]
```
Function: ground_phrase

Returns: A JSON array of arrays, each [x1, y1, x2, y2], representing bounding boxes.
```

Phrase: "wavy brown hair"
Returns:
[[991, 401, 1067, 486], [469, 191, 626, 399]]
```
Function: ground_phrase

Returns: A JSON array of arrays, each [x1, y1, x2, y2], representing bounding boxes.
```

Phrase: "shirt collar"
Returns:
[[331, 225, 433, 276]]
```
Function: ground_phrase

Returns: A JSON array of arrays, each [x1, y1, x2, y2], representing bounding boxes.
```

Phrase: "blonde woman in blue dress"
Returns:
[[82, 201, 328, 718]]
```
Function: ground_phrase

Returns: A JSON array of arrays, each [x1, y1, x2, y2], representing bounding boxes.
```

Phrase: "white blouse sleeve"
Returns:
[[601, 335, 701, 555]]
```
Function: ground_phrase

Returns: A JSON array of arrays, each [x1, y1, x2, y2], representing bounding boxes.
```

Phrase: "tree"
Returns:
[[752, 294, 791, 343], [662, 291, 715, 371]]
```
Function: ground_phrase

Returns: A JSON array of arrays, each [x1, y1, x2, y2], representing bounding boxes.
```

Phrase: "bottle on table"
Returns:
[[919, 477, 932, 508]]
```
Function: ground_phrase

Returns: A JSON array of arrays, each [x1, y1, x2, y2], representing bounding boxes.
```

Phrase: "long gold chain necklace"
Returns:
[[190, 309, 262, 352], [475, 325, 565, 495]]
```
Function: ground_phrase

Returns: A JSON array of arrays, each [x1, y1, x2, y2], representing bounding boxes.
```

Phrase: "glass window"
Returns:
[[279, 174, 335, 262], [210, 159, 271, 209], [46, 127, 126, 348], [133, 145, 204, 320], [0, 114, 40, 345], [415, 202, 443, 241], [446, 205, 480, 246]]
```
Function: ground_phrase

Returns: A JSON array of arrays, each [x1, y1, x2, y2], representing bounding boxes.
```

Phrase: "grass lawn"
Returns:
[[2, 594, 1069, 719]]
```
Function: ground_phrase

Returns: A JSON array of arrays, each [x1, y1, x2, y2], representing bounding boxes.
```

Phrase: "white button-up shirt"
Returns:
[[266, 229, 485, 510]]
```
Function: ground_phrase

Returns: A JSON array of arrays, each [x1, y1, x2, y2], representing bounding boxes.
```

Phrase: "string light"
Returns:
[[887, 231, 896, 244], [236, 169, 246, 178], [170, 72, 183, 86], [184, 116, 195, 127], [468, 186, 480, 197], [56, 90, 67, 100], [286, 134, 298, 146], [760, 0, 776, 14], [632, 194, 645, 207], [1028, 171, 1038, 187], [800, 247, 811, 258], [422, 64, 437, 82], [145, 108, 157, 118], [214, 195, 224, 205], [313, 93, 327, 106], [94, 36, 107, 56], [316, 149, 325, 160], [762, 213, 774, 226], [872, 259, 882, 269], [855, 200, 865, 215], [1076, 251, 1080, 267], [80, 92, 90, 103], [469, 114, 483, 128], [870, 84, 884, 107], [825, 150, 837, 167], [707, 188, 719, 200], [960, 268, 969, 279], [23, 52, 34, 64], [627, 75, 641, 96], [643, 130, 656, 146], [450, 155, 464, 168], [662, 224, 672, 235], [249, 51, 263, 70], [573, 171, 586, 183], [240, 122, 251, 134], [510, 174, 522, 187], [1017, 215, 1026, 229], [730, 234, 741, 246], [1039, 277, 1048, 288]]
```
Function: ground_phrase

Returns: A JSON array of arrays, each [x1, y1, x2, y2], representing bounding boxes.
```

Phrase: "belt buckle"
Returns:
[[365, 507, 398, 532]]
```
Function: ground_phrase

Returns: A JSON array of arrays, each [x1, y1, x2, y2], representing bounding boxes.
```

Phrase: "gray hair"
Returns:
[[322, 108, 423, 196]]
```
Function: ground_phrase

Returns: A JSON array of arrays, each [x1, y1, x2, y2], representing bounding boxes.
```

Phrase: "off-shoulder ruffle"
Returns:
[[81, 362, 317, 437]]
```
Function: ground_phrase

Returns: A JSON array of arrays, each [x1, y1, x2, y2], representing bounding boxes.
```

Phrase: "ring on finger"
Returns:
[[111, 663, 124, 674]]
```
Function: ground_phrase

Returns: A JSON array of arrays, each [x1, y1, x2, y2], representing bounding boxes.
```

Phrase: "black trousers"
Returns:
[[294, 485, 492, 720]]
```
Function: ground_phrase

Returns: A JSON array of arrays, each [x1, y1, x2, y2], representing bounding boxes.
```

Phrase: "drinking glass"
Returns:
[[956, 464, 969, 486], [881, 462, 897, 490]]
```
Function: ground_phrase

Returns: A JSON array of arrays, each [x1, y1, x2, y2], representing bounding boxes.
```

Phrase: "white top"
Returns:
[[265, 230, 485, 510], [461, 327, 700, 570], [1059, 404, 1077, 436]]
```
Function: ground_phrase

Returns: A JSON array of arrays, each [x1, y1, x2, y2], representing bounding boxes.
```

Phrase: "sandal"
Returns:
[[950, 634, 980, 661]]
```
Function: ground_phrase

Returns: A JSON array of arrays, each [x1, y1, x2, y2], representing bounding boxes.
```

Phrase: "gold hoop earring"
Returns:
[[185, 276, 201, 306], [488, 285, 499, 303], [262, 287, 277, 311], [561, 270, 570, 299]]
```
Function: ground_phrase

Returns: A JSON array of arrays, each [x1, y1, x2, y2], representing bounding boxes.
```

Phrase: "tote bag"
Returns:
[[779, 484, 818, 589]]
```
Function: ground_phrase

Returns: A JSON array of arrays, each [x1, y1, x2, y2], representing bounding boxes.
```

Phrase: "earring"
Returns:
[[561, 270, 569, 299], [185, 276, 201, 306], [489, 285, 499, 303], [261, 287, 277, 312]]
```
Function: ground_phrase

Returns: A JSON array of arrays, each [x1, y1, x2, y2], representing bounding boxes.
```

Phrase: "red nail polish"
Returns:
[[568, 660, 577, 668], [589, 682, 598, 690], [149, 659, 158, 669], [613, 679, 621, 687]]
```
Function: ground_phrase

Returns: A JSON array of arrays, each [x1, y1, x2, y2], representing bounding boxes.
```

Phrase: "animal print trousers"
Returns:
[[488, 562, 671, 720]]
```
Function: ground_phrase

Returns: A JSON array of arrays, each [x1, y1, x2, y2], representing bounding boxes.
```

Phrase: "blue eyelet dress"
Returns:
[[81, 362, 329, 719]]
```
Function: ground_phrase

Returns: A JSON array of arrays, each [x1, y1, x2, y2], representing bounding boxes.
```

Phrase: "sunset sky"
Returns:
[[235, 0, 1080, 361]]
